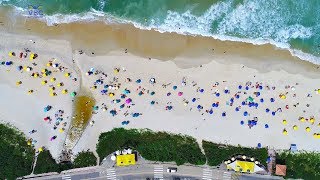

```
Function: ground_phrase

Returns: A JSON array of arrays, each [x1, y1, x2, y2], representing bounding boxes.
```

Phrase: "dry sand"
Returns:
[[0, 15, 319, 159]]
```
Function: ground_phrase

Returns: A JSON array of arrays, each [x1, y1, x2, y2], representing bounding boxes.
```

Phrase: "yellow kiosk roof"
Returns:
[[116, 154, 136, 166]]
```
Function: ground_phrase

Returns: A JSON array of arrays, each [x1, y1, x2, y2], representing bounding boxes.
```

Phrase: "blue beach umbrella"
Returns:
[[242, 101, 246, 105], [270, 98, 275, 102], [244, 111, 248, 116], [238, 85, 242, 89], [236, 94, 240, 99], [192, 98, 196, 102], [173, 86, 177, 90], [222, 112, 226, 117], [256, 92, 261, 97], [212, 103, 216, 107], [272, 111, 276, 116], [259, 86, 263, 90], [260, 98, 264, 103], [150, 91, 155, 96], [257, 143, 262, 148], [265, 124, 269, 128], [136, 79, 141, 83], [150, 101, 155, 105], [245, 86, 249, 90], [216, 93, 220, 97], [235, 107, 240, 111], [240, 120, 244, 125], [209, 109, 213, 114], [199, 89, 204, 93], [224, 89, 229, 94], [266, 108, 270, 113]]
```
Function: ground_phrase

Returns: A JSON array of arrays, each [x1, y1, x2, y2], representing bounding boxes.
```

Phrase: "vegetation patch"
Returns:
[[202, 140, 268, 167], [0, 123, 35, 180], [96, 128, 206, 165], [277, 151, 320, 179], [73, 151, 97, 168]]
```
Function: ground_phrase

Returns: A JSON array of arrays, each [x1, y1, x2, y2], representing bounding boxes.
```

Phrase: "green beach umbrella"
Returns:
[[70, 91, 77, 97]]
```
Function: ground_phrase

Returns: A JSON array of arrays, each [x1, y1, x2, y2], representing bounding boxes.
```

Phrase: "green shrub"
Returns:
[[277, 151, 320, 179], [0, 123, 35, 179], [96, 128, 206, 165], [73, 151, 97, 168], [202, 140, 268, 167], [34, 150, 60, 174]]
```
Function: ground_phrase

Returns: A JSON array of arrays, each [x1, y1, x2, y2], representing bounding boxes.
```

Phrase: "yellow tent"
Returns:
[[226, 160, 257, 173], [116, 154, 136, 166]]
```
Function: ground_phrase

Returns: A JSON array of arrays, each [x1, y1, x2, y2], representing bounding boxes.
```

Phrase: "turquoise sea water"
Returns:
[[1, 0, 320, 63]]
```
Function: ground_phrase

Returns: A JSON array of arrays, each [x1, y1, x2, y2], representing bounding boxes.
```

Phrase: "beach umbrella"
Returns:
[[50, 92, 57, 96], [28, 90, 34, 94], [125, 98, 132, 104], [317, 89, 320, 94], [209, 109, 213, 114], [150, 101, 155, 105], [282, 129, 288, 135], [310, 117, 315, 124], [38, 147, 43, 152], [259, 86, 263, 90], [222, 112, 226, 117], [149, 78, 156, 84], [247, 96, 254, 102], [257, 143, 262, 148], [265, 124, 269, 128], [17, 66, 23, 71], [245, 86, 249, 90], [272, 111, 276, 116], [293, 125, 298, 130], [236, 94, 240, 99], [150, 91, 155, 96], [216, 93, 220, 97], [70, 92, 77, 97], [41, 80, 47, 85], [59, 128, 64, 133], [173, 86, 177, 90], [49, 87, 55, 91], [299, 117, 305, 122], [8, 52, 15, 56], [238, 85, 242, 89], [282, 119, 287, 125], [65, 72, 71, 77], [93, 106, 99, 110], [235, 107, 239, 111], [16, 81, 22, 86], [108, 93, 114, 97], [62, 89, 68, 94], [241, 101, 246, 105], [270, 98, 275, 102], [192, 98, 196, 102], [260, 98, 264, 103], [265, 108, 270, 113], [280, 94, 286, 99], [27, 140, 32, 146], [224, 89, 229, 94], [26, 66, 32, 71], [57, 82, 64, 87], [178, 92, 183, 96], [136, 79, 141, 83], [240, 120, 244, 125], [305, 127, 311, 132], [5, 61, 13, 66], [199, 89, 204, 93], [50, 136, 57, 141], [243, 111, 248, 116], [50, 77, 56, 82]]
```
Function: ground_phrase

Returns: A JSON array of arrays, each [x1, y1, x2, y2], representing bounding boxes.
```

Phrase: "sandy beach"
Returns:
[[0, 16, 320, 159]]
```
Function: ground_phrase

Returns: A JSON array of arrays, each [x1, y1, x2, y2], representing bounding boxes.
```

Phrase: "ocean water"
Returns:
[[1, 0, 320, 64]]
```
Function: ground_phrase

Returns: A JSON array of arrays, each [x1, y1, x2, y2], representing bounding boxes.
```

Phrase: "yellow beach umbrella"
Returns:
[[59, 128, 64, 133], [41, 69, 46, 73], [57, 82, 64, 87], [114, 68, 119, 74], [317, 89, 320, 94], [29, 53, 34, 60], [16, 81, 22, 86], [282, 119, 287, 125], [50, 77, 56, 82], [299, 117, 305, 122], [306, 127, 311, 132], [91, 85, 97, 90], [282, 129, 288, 135], [46, 62, 52, 67], [109, 93, 114, 97], [310, 118, 315, 125], [49, 87, 56, 91], [280, 94, 286, 99], [62, 89, 68, 94], [318, 123, 320, 127], [65, 72, 70, 77], [27, 140, 32, 146], [293, 125, 298, 131], [38, 147, 43, 152], [41, 80, 47, 85], [50, 92, 57, 96], [8, 52, 14, 57], [34, 73, 39, 78], [28, 90, 34, 94]]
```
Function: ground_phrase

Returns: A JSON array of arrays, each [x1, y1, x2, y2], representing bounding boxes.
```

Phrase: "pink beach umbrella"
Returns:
[[178, 92, 183, 96], [125, 98, 132, 104]]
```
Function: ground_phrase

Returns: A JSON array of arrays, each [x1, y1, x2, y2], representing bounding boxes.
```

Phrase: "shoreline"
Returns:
[[0, 8, 319, 77]]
